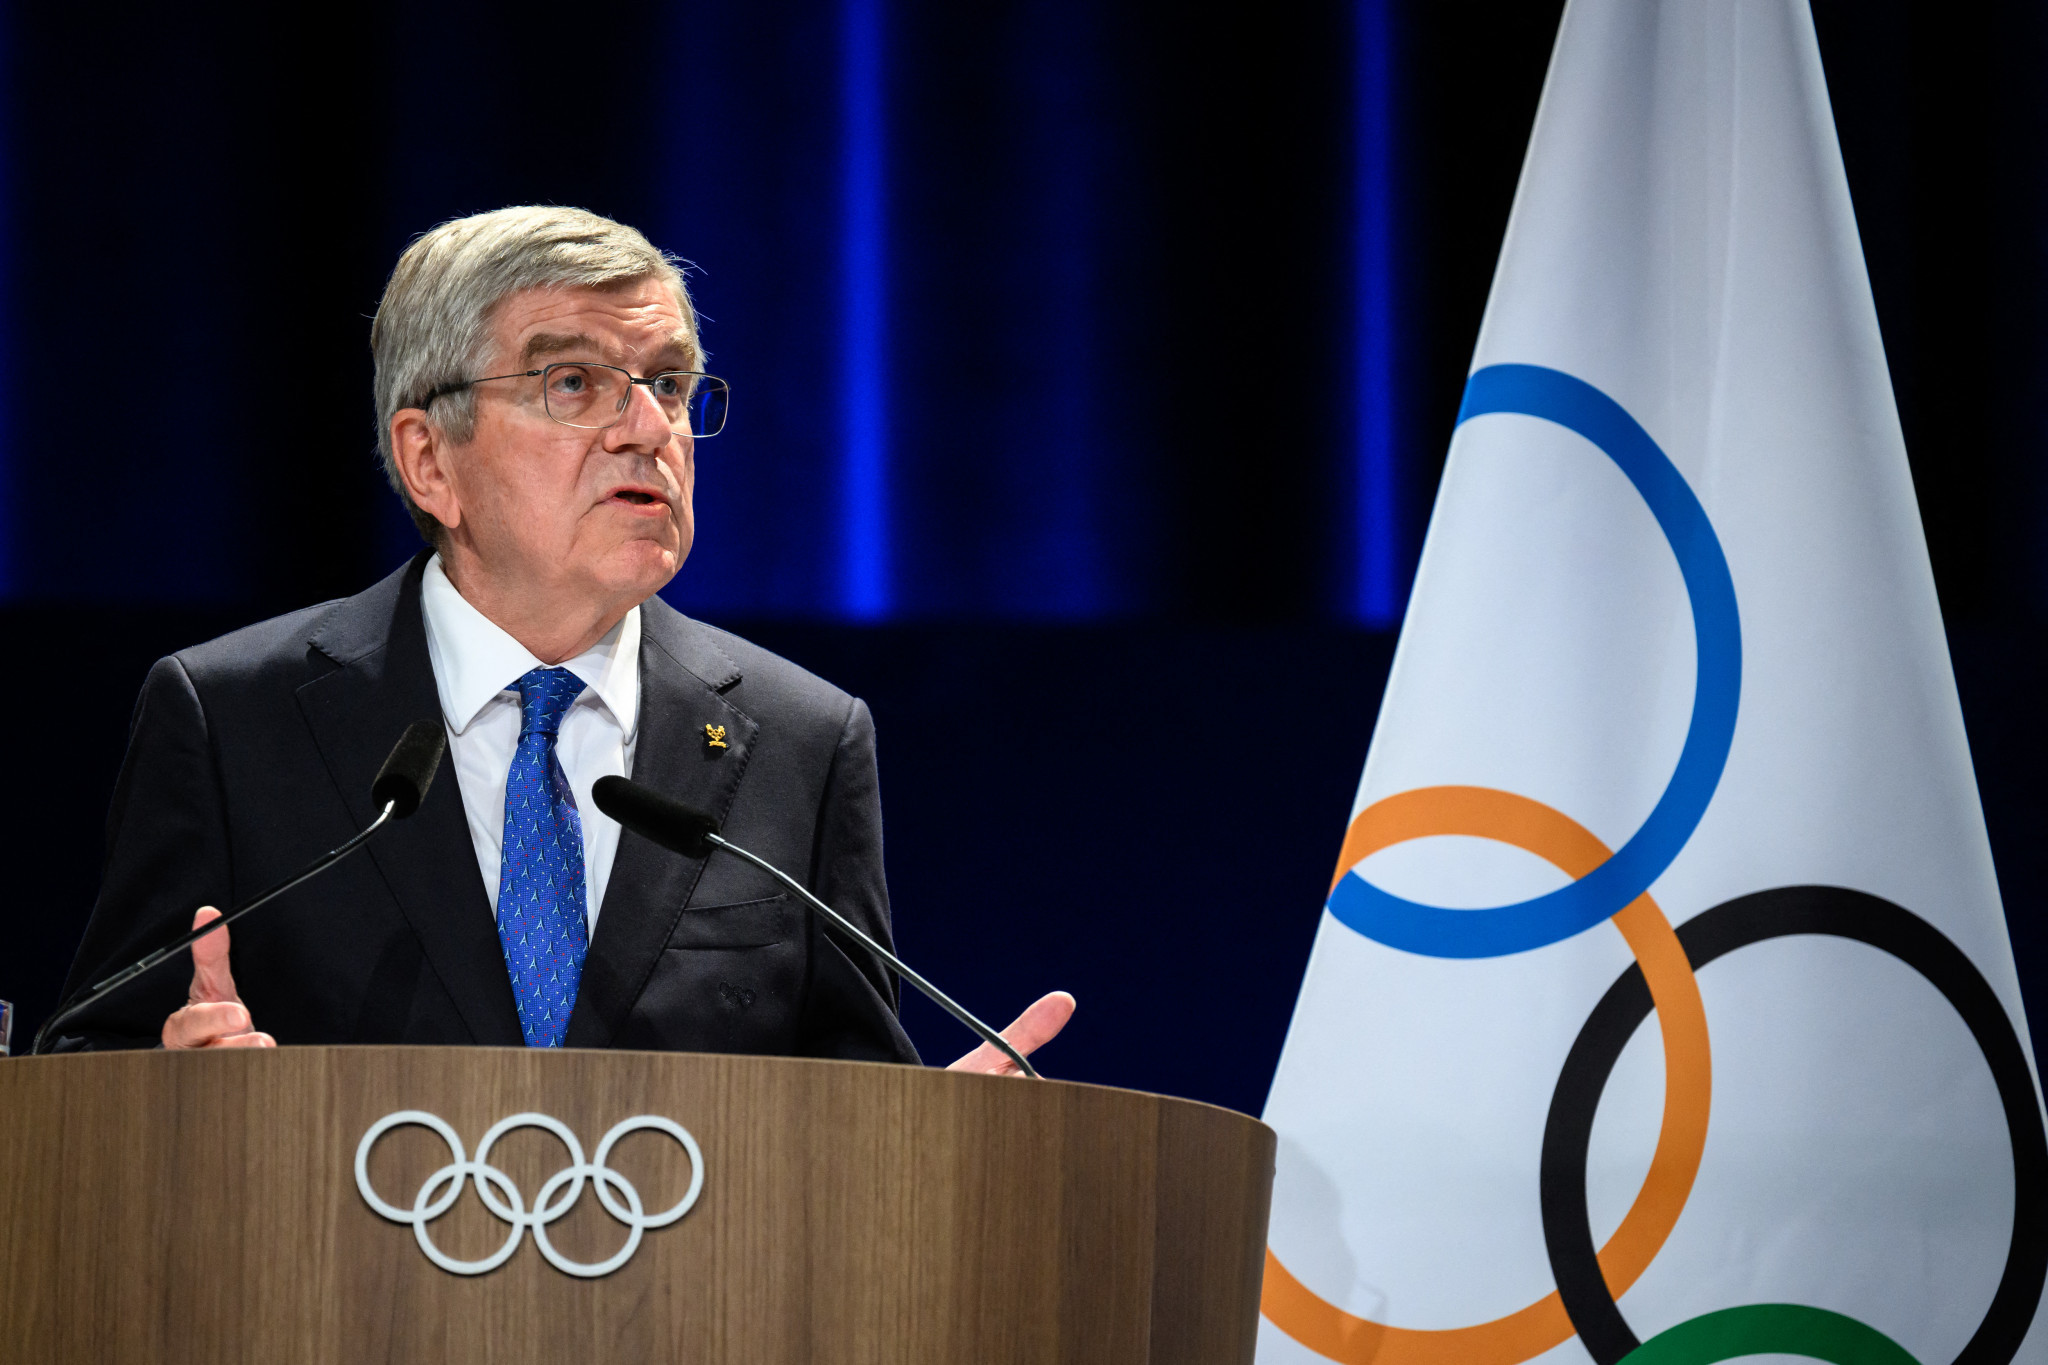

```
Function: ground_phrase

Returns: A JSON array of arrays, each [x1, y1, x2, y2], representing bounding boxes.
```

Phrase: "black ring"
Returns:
[[1538, 885, 2048, 1363]]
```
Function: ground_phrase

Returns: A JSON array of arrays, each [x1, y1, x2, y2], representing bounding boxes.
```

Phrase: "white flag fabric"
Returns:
[[1258, 2, 2047, 1363]]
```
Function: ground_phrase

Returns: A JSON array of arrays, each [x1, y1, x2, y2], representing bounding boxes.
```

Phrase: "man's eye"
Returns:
[[652, 375, 683, 399], [549, 367, 592, 395]]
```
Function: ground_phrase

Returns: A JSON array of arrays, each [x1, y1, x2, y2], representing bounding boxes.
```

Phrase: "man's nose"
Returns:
[[606, 380, 673, 450]]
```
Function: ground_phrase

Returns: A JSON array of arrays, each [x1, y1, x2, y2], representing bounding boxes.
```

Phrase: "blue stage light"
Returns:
[[840, 0, 892, 620], [1352, 0, 1403, 627]]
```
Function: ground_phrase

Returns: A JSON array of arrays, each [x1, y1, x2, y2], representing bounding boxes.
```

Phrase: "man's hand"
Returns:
[[946, 991, 1075, 1076], [161, 907, 276, 1050]]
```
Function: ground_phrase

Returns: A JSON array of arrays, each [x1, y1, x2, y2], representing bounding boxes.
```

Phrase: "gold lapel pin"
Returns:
[[704, 723, 729, 750]]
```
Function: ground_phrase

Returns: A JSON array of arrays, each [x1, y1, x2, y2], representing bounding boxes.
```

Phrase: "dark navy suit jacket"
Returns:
[[56, 554, 920, 1062]]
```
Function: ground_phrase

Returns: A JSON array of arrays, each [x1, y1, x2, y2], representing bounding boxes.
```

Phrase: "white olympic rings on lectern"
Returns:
[[354, 1110, 705, 1278]]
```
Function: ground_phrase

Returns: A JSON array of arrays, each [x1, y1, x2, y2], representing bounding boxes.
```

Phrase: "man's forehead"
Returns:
[[495, 281, 696, 360]]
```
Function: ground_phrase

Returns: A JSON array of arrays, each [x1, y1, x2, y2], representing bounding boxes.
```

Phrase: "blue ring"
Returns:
[[1326, 365, 1742, 958]]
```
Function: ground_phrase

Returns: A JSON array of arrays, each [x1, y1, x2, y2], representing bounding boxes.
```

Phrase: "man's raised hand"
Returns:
[[160, 907, 276, 1050], [946, 991, 1075, 1077]]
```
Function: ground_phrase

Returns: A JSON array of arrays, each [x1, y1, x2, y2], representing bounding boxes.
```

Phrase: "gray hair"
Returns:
[[370, 205, 700, 542]]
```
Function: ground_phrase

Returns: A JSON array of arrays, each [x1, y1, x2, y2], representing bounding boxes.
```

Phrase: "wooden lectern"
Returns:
[[0, 1048, 1274, 1363]]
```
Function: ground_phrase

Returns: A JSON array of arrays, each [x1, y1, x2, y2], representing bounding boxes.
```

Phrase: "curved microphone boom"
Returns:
[[592, 775, 1042, 1080], [30, 720, 448, 1056]]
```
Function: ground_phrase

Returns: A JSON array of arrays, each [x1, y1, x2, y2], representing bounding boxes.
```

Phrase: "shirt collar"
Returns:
[[419, 554, 641, 741]]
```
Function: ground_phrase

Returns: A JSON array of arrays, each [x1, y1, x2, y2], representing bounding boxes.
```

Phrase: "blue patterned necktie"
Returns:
[[497, 666, 590, 1048]]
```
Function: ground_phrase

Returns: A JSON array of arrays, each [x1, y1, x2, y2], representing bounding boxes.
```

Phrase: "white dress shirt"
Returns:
[[419, 555, 639, 933]]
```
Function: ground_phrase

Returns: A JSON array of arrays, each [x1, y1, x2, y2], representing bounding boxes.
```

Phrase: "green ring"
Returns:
[[1619, 1305, 1920, 1365]]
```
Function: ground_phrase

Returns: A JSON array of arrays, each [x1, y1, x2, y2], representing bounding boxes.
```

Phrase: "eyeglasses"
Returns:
[[421, 364, 730, 437]]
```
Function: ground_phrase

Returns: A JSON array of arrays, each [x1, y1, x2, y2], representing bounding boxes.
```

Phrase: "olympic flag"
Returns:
[[1258, 2, 2047, 1363]]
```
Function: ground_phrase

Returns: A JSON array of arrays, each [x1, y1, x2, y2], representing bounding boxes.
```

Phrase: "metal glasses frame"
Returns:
[[420, 364, 729, 436]]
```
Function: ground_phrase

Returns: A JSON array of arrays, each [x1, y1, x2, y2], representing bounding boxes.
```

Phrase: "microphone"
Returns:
[[371, 719, 449, 818], [30, 720, 448, 1056], [592, 775, 1042, 1079], [593, 776, 718, 857]]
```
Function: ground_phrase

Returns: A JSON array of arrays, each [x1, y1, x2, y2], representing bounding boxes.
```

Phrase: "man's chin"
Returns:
[[594, 536, 687, 602]]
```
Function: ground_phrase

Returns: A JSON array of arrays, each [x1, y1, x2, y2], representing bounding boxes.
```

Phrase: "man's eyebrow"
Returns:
[[518, 329, 700, 370], [652, 331, 700, 370], [520, 332, 603, 364]]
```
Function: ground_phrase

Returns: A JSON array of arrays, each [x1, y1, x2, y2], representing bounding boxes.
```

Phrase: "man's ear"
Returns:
[[390, 409, 462, 534]]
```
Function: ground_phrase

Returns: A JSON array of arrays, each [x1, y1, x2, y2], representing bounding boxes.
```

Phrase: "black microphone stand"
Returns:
[[29, 718, 446, 1057], [702, 832, 1042, 1080], [29, 802, 403, 1057], [591, 774, 1043, 1078]]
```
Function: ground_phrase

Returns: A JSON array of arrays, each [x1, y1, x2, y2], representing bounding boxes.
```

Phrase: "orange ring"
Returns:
[[1261, 786, 1712, 1365]]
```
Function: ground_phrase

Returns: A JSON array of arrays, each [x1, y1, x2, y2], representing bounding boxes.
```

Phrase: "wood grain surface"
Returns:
[[0, 1048, 1273, 1364]]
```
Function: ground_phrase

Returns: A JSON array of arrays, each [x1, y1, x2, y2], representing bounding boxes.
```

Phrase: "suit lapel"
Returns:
[[565, 598, 757, 1048], [294, 554, 525, 1046]]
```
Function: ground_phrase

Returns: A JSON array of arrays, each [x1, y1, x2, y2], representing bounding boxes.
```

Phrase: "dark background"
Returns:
[[1, 0, 2042, 1115]]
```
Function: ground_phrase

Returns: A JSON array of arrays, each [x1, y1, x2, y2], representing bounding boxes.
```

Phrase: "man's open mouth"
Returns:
[[612, 489, 661, 506]]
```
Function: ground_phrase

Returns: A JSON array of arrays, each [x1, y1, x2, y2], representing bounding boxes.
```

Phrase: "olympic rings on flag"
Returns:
[[1270, 368, 2044, 1362], [1325, 364, 1742, 959], [1541, 886, 2048, 1365], [1261, 786, 1713, 1365]]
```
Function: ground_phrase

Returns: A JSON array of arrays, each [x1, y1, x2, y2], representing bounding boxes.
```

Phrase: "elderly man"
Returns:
[[55, 206, 1069, 1071]]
